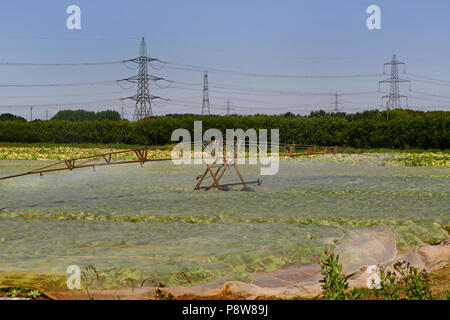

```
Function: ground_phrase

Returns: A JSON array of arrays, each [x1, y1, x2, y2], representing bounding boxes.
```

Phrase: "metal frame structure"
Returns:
[[202, 70, 211, 115], [0, 142, 338, 191], [0, 145, 263, 191], [0, 147, 171, 181], [379, 54, 411, 109], [133, 38, 153, 120], [194, 162, 262, 191], [121, 38, 168, 121]]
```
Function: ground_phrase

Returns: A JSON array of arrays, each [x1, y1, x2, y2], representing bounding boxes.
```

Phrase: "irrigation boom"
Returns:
[[0, 143, 338, 191]]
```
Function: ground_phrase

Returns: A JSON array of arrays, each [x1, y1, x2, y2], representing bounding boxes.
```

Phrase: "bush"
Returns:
[[315, 249, 365, 300], [316, 251, 436, 300], [375, 260, 433, 300]]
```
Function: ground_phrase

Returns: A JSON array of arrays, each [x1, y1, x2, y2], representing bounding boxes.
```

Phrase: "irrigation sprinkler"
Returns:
[[0, 144, 263, 192], [0, 143, 339, 191], [0, 147, 172, 181]]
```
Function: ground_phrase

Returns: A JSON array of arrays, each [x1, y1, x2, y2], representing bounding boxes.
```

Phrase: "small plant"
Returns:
[[120, 276, 156, 292], [81, 264, 100, 300], [375, 260, 433, 300], [396, 261, 432, 300], [155, 280, 174, 300], [168, 271, 192, 286], [154, 280, 174, 300], [315, 249, 363, 300], [6, 288, 22, 298], [25, 289, 43, 300], [376, 265, 401, 300], [155, 288, 174, 300], [1, 287, 43, 300]]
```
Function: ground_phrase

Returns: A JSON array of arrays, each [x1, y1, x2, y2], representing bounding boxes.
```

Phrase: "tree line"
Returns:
[[0, 110, 121, 122], [0, 109, 448, 149]]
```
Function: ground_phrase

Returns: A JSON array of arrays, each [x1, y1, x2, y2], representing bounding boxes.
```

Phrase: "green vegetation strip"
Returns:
[[0, 109, 448, 149], [0, 143, 449, 167]]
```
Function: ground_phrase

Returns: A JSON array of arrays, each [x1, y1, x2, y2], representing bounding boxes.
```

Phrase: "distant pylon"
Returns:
[[333, 93, 340, 111], [378, 54, 411, 109], [202, 70, 211, 115], [226, 99, 231, 115]]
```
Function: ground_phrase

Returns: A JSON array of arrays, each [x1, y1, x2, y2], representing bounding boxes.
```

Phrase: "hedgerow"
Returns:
[[0, 109, 448, 149]]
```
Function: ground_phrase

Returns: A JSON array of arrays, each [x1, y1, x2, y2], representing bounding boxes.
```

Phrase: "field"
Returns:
[[0, 144, 448, 298], [0, 142, 448, 167]]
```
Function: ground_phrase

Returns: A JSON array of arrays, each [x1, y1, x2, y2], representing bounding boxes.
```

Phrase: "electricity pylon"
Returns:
[[121, 37, 167, 121], [379, 54, 411, 109], [202, 70, 211, 115], [133, 37, 152, 120], [226, 99, 231, 115], [333, 93, 340, 112]]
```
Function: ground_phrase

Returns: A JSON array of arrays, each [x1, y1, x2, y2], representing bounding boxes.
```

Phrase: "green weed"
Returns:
[[0, 287, 43, 299], [315, 249, 366, 300], [374, 260, 433, 300]]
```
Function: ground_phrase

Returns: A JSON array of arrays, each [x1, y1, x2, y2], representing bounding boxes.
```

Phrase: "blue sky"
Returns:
[[0, 0, 449, 119]]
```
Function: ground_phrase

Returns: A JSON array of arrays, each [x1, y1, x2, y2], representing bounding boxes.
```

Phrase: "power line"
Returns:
[[407, 105, 450, 110], [0, 98, 122, 108], [163, 61, 383, 79], [405, 73, 450, 84], [1, 41, 450, 117], [409, 95, 450, 104], [150, 39, 362, 62], [0, 80, 120, 88], [0, 60, 127, 66], [404, 76, 450, 87], [175, 95, 322, 108], [411, 90, 450, 99], [169, 98, 317, 110], [0, 90, 134, 100], [169, 80, 380, 97]]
